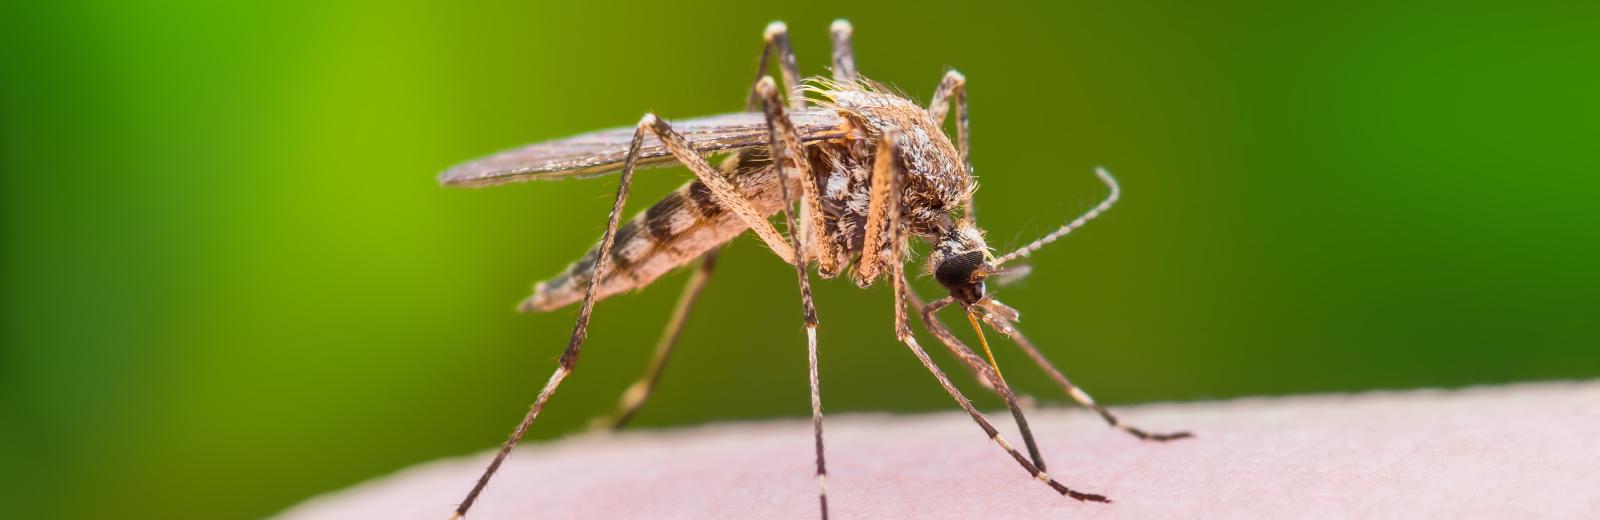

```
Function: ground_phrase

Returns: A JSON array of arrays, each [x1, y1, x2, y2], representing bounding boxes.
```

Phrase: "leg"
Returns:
[[905, 291, 997, 392], [758, 79, 831, 520], [451, 115, 653, 519], [926, 70, 974, 221], [642, 114, 797, 265], [851, 126, 899, 287], [755, 76, 840, 276], [747, 21, 804, 111], [592, 250, 719, 431], [993, 168, 1120, 267], [977, 305, 1193, 442], [911, 292, 1049, 471], [829, 19, 858, 82], [878, 130, 1106, 502], [896, 333, 1108, 501]]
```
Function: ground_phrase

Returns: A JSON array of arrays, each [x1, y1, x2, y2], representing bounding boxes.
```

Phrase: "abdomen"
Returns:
[[521, 152, 788, 312]]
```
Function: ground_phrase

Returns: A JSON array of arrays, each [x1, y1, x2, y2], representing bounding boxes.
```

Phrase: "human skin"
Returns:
[[278, 381, 1599, 519]]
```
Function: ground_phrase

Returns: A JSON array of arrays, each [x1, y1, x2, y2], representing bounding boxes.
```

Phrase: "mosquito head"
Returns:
[[930, 222, 995, 305]]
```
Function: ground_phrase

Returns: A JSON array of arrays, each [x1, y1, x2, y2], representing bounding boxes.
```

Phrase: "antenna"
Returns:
[[992, 168, 1120, 267]]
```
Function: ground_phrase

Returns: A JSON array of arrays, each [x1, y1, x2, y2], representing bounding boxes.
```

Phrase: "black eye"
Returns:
[[935, 251, 986, 291]]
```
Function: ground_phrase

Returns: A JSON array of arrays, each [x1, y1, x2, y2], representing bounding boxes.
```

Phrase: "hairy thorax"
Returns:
[[808, 85, 969, 274]]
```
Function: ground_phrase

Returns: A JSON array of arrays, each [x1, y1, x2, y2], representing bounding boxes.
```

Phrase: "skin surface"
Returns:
[[277, 382, 1599, 519]]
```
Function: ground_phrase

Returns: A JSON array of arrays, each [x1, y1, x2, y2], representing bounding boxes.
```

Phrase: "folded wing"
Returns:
[[439, 109, 849, 187]]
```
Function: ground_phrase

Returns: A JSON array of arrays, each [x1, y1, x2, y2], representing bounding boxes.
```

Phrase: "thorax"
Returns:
[[805, 88, 968, 255]]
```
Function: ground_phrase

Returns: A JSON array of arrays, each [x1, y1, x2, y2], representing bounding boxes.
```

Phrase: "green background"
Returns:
[[3, 1, 1596, 518]]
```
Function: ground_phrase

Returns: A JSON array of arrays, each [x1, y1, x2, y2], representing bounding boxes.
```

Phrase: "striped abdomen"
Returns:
[[521, 152, 791, 312]]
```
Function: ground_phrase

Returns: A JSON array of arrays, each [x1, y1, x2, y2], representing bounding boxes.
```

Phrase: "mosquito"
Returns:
[[438, 19, 1191, 519]]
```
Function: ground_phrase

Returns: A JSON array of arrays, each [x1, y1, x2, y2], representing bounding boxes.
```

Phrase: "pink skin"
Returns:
[[279, 382, 1600, 519]]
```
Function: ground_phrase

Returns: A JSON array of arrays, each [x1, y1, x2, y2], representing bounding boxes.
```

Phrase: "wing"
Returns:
[[439, 109, 849, 187]]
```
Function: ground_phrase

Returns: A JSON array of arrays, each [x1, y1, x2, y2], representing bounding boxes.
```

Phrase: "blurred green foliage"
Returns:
[[3, 1, 1597, 518]]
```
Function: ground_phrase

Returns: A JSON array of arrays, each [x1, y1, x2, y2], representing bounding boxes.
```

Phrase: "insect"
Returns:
[[439, 19, 1191, 519]]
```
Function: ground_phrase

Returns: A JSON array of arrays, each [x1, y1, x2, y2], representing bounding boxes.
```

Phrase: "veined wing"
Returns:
[[439, 109, 849, 187]]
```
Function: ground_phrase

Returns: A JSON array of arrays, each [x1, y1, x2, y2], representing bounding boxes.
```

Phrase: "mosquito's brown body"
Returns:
[[520, 87, 964, 311], [439, 20, 1189, 520]]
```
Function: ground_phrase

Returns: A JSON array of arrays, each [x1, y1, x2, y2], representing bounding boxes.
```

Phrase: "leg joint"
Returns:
[[829, 19, 852, 37], [943, 69, 967, 86], [764, 21, 788, 41], [755, 76, 779, 97]]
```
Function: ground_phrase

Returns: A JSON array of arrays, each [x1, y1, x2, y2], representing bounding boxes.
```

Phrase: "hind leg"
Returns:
[[450, 114, 658, 519], [590, 250, 719, 431]]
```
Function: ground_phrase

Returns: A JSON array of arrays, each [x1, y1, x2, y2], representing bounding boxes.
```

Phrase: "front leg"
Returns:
[[977, 305, 1193, 442], [909, 288, 1050, 471], [878, 129, 1105, 501]]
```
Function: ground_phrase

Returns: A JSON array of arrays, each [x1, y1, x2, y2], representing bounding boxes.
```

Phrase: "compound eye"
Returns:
[[934, 251, 987, 291]]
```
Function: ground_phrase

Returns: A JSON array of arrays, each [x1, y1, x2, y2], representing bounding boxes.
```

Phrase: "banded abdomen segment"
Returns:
[[521, 153, 790, 312]]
